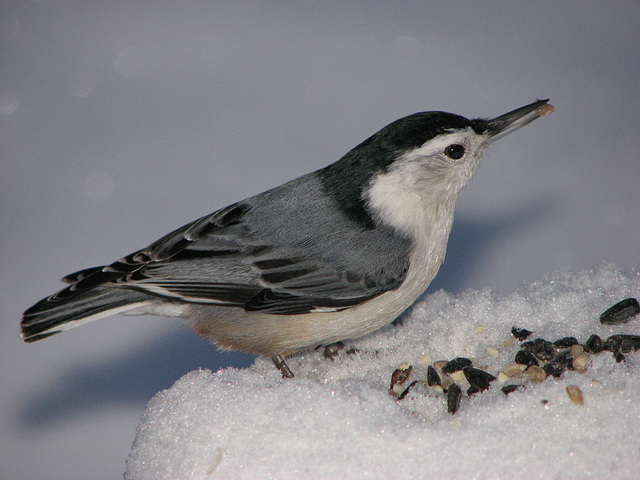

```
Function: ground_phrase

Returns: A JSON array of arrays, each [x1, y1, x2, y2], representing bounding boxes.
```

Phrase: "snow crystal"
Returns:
[[126, 265, 640, 479]]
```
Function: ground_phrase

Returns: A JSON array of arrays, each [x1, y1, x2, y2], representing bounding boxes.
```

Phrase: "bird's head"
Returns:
[[319, 99, 553, 238]]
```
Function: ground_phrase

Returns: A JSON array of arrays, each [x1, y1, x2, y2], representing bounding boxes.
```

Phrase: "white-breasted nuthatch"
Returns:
[[21, 99, 553, 377]]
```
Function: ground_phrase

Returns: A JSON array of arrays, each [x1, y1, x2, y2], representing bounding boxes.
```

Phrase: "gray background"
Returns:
[[1, 2, 639, 479]]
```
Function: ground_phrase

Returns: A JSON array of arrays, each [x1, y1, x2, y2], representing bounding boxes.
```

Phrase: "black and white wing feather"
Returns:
[[21, 175, 412, 341], [123, 197, 410, 314]]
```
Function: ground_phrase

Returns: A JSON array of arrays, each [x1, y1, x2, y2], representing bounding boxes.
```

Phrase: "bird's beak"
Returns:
[[483, 99, 553, 142]]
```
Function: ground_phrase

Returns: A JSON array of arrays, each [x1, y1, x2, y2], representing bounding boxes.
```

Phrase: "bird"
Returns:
[[20, 99, 553, 378]]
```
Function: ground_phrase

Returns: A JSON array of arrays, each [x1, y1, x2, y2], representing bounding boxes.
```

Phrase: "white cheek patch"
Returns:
[[364, 127, 485, 239], [366, 167, 435, 239]]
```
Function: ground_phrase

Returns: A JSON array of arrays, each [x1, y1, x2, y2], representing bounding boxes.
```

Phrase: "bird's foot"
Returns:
[[272, 355, 295, 378]]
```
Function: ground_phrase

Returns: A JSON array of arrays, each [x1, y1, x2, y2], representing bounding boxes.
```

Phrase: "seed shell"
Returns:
[[511, 327, 533, 341], [535, 103, 555, 117], [502, 384, 523, 396], [503, 363, 527, 377], [426, 365, 441, 387], [566, 385, 584, 405], [525, 365, 547, 382], [390, 363, 412, 392]]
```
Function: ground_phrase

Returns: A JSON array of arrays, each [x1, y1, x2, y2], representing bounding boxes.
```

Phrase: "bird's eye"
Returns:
[[444, 144, 465, 160]]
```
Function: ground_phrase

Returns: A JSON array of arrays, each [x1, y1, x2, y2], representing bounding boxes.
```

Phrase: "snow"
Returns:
[[126, 265, 640, 480]]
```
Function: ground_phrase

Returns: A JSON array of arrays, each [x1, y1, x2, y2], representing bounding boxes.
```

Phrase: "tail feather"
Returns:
[[20, 287, 152, 342], [60, 266, 105, 284]]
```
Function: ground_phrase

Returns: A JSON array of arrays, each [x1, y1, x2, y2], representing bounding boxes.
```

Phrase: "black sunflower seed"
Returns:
[[584, 334, 605, 354], [502, 384, 523, 396], [426, 365, 441, 387], [553, 336, 578, 348], [463, 367, 496, 392], [607, 334, 640, 354], [442, 357, 472, 374], [600, 298, 640, 325], [532, 338, 555, 361], [553, 350, 574, 371], [515, 350, 539, 366], [511, 327, 533, 341], [447, 383, 462, 414], [543, 362, 565, 378]]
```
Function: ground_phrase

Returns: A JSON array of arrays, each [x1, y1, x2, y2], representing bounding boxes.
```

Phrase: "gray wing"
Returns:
[[54, 175, 412, 314]]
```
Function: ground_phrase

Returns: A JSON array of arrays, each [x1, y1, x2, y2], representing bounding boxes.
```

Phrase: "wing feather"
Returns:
[[51, 183, 411, 314]]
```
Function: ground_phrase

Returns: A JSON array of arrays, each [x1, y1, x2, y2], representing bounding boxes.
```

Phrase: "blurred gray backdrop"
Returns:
[[1, 2, 639, 479]]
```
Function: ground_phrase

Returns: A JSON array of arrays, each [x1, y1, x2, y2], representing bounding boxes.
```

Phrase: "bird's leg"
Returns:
[[321, 341, 344, 360], [272, 355, 295, 378]]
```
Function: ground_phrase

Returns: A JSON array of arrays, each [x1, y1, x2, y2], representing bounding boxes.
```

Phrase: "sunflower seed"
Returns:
[[600, 298, 640, 325], [447, 383, 462, 414]]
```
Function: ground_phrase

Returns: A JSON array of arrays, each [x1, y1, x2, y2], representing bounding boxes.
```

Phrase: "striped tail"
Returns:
[[20, 286, 152, 342]]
